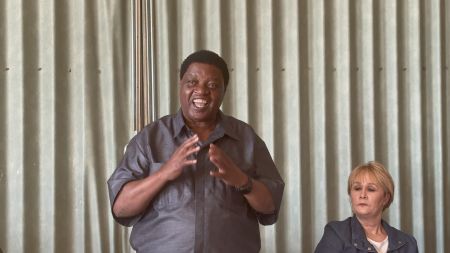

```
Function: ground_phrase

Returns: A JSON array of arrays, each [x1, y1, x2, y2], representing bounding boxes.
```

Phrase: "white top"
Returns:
[[367, 236, 389, 253]]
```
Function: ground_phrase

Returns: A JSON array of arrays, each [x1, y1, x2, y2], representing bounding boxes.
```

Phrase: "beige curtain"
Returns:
[[139, 0, 449, 252], [1, 0, 133, 252], [1, 0, 449, 253]]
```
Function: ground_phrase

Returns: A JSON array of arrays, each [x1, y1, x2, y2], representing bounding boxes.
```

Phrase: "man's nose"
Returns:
[[194, 83, 209, 94]]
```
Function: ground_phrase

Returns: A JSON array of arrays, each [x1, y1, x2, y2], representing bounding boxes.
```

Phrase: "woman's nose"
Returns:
[[360, 190, 367, 199]]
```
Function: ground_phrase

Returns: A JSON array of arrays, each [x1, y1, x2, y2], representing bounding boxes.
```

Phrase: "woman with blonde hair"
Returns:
[[314, 161, 418, 253]]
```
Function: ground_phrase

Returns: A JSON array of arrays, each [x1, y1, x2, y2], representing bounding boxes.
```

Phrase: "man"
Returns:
[[107, 50, 284, 253]]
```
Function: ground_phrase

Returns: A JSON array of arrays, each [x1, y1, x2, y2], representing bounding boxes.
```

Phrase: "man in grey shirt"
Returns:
[[107, 50, 284, 253]]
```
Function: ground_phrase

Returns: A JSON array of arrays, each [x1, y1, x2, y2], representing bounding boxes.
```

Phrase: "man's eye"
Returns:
[[208, 83, 217, 89], [186, 80, 196, 86]]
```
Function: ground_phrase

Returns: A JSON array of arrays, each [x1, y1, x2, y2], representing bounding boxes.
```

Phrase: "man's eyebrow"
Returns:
[[184, 73, 197, 77]]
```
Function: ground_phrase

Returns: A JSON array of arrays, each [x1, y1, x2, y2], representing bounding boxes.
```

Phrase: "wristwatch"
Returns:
[[236, 175, 253, 195]]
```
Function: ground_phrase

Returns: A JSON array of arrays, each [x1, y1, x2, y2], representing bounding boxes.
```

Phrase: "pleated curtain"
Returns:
[[1, 0, 449, 253]]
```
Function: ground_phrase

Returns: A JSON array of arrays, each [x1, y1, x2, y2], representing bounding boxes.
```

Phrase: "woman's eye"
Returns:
[[353, 186, 361, 191]]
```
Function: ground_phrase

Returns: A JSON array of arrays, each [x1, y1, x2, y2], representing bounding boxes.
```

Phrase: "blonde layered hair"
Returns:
[[347, 161, 395, 210]]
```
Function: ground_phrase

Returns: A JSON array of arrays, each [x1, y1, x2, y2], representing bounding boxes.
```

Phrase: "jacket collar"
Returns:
[[351, 216, 408, 252]]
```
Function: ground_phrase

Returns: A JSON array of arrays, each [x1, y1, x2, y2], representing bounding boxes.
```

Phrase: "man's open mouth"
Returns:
[[193, 98, 208, 109]]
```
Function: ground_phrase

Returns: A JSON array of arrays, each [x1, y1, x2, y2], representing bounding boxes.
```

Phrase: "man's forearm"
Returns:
[[113, 170, 168, 218], [244, 180, 276, 214]]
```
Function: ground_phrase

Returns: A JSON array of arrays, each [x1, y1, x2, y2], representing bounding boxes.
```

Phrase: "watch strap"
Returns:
[[236, 175, 253, 195]]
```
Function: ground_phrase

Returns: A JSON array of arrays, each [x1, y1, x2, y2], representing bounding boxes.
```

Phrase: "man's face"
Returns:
[[179, 62, 226, 125]]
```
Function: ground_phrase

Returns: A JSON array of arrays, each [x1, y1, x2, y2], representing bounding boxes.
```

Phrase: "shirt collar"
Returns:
[[173, 109, 186, 138], [173, 109, 240, 141], [216, 111, 240, 141]]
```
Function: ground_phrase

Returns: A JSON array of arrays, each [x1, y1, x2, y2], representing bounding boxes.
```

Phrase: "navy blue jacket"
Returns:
[[314, 216, 418, 253]]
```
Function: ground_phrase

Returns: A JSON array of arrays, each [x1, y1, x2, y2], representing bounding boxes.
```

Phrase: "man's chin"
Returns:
[[185, 111, 218, 123]]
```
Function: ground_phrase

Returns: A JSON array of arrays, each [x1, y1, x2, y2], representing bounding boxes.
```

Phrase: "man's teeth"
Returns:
[[193, 99, 208, 108]]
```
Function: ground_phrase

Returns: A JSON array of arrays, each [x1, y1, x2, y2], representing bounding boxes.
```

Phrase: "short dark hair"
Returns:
[[179, 50, 229, 89]]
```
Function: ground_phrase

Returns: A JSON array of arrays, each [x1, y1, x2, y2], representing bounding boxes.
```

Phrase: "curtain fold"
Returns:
[[1, 0, 132, 252], [1, 0, 449, 253], [142, 0, 449, 252]]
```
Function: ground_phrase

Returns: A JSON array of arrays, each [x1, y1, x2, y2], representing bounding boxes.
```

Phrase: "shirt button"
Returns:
[[368, 247, 372, 250], [354, 243, 358, 246]]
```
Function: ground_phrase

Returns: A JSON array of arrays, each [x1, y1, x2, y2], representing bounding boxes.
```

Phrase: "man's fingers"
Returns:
[[209, 169, 224, 178], [209, 156, 223, 171], [185, 145, 200, 156], [176, 135, 199, 157], [209, 150, 228, 171], [185, 134, 199, 145], [209, 143, 222, 155], [184, 159, 197, 166], [178, 134, 199, 150]]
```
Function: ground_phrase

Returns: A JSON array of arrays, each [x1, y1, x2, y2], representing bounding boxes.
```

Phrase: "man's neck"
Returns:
[[186, 119, 218, 141]]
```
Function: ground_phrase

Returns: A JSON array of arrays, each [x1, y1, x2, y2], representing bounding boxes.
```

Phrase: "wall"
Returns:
[[0, 0, 449, 252], [145, 0, 449, 252], [0, 0, 132, 252]]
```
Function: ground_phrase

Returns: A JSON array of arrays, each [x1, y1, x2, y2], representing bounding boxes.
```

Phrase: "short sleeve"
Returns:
[[107, 135, 150, 226], [252, 136, 285, 225]]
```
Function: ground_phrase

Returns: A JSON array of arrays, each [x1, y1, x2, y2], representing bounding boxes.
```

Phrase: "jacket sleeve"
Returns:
[[409, 234, 419, 253]]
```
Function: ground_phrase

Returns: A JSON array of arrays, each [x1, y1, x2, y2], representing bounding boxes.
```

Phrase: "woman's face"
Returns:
[[350, 173, 389, 219], [179, 62, 225, 126]]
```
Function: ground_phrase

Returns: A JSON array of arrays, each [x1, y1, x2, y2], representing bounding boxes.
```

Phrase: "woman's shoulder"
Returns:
[[382, 220, 418, 247], [321, 217, 354, 242], [326, 217, 353, 230], [314, 217, 354, 252]]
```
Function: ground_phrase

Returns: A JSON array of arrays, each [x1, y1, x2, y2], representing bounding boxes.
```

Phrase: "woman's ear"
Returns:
[[383, 193, 390, 207]]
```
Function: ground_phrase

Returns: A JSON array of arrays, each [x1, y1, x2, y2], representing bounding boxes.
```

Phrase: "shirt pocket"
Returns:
[[209, 163, 255, 214], [150, 163, 194, 211]]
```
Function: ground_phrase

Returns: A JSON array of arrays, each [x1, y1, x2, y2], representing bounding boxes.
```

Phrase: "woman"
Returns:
[[314, 161, 418, 253]]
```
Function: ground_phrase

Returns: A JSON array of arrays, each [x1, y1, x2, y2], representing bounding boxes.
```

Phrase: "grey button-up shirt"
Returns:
[[107, 110, 284, 253]]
